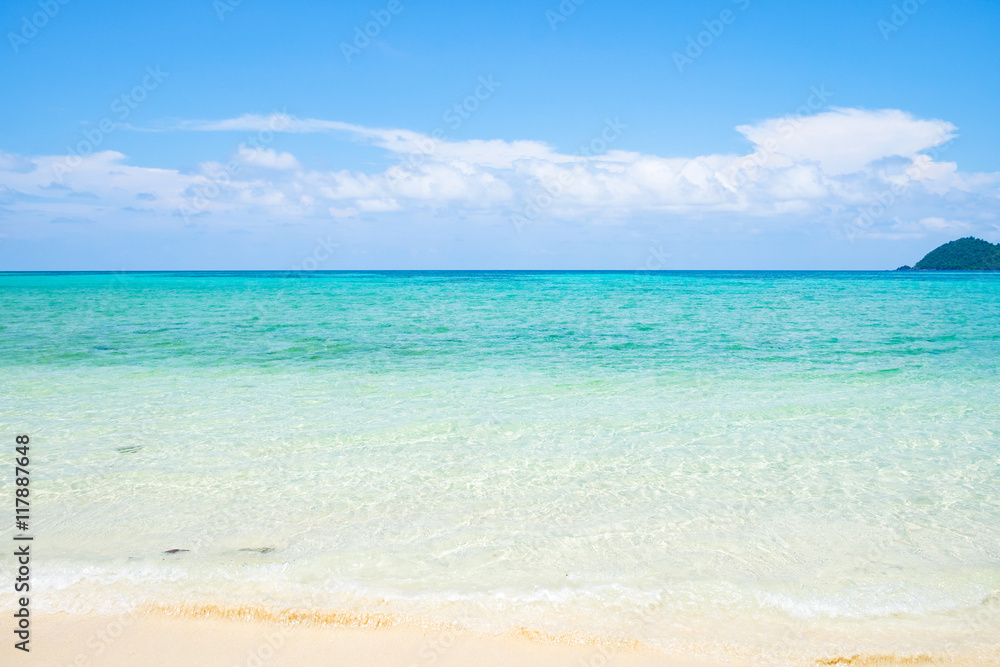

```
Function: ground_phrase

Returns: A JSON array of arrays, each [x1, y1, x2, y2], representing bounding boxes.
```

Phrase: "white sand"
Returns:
[[16, 610, 998, 666], [23, 612, 712, 667]]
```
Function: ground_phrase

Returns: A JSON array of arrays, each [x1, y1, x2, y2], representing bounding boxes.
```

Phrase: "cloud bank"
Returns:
[[1, 107, 998, 241]]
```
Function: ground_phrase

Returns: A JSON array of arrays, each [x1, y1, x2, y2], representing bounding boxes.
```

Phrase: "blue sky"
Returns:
[[1, 0, 998, 270]]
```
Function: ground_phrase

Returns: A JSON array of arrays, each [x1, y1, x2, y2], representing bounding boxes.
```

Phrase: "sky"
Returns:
[[1, 0, 999, 270]]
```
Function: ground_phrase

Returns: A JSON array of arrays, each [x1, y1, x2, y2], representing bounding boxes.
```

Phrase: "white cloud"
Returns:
[[917, 216, 969, 231], [236, 145, 300, 170], [0, 150, 199, 220], [355, 198, 400, 212], [1, 109, 998, 241], [736, 107, 956, 176]]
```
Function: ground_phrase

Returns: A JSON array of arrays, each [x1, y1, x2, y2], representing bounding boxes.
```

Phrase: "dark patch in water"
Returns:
[[164, 549, 188, 554]]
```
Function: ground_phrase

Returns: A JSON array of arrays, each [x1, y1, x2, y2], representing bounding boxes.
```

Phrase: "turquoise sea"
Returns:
[[2, 271, 999, 663]]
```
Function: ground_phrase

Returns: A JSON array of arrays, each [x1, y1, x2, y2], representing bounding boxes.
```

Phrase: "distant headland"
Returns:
[[897, 237, 1000, 271]]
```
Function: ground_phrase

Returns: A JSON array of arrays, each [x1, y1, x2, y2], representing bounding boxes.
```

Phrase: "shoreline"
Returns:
[[19, 608, 999, 667]]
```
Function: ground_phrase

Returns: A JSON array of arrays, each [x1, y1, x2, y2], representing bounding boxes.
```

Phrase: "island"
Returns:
[[897, 236, 1000, 271]]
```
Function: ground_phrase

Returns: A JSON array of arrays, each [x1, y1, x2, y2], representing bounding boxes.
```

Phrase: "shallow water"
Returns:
[[2, 271, 999, 663]]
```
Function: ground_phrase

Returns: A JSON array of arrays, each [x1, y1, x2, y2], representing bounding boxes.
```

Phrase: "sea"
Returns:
[[2, 271, 999, 664]]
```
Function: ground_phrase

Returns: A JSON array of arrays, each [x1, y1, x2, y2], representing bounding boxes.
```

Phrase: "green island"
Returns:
[[897, 237, 1000, 271]]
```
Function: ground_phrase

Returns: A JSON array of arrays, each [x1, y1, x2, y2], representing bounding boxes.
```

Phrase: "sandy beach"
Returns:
[[19, 609, 1000, 667], [29, 611, 707, 667]]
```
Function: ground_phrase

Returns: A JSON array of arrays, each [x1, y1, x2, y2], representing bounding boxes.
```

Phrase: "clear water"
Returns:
[[2, 271, 999, 662]]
